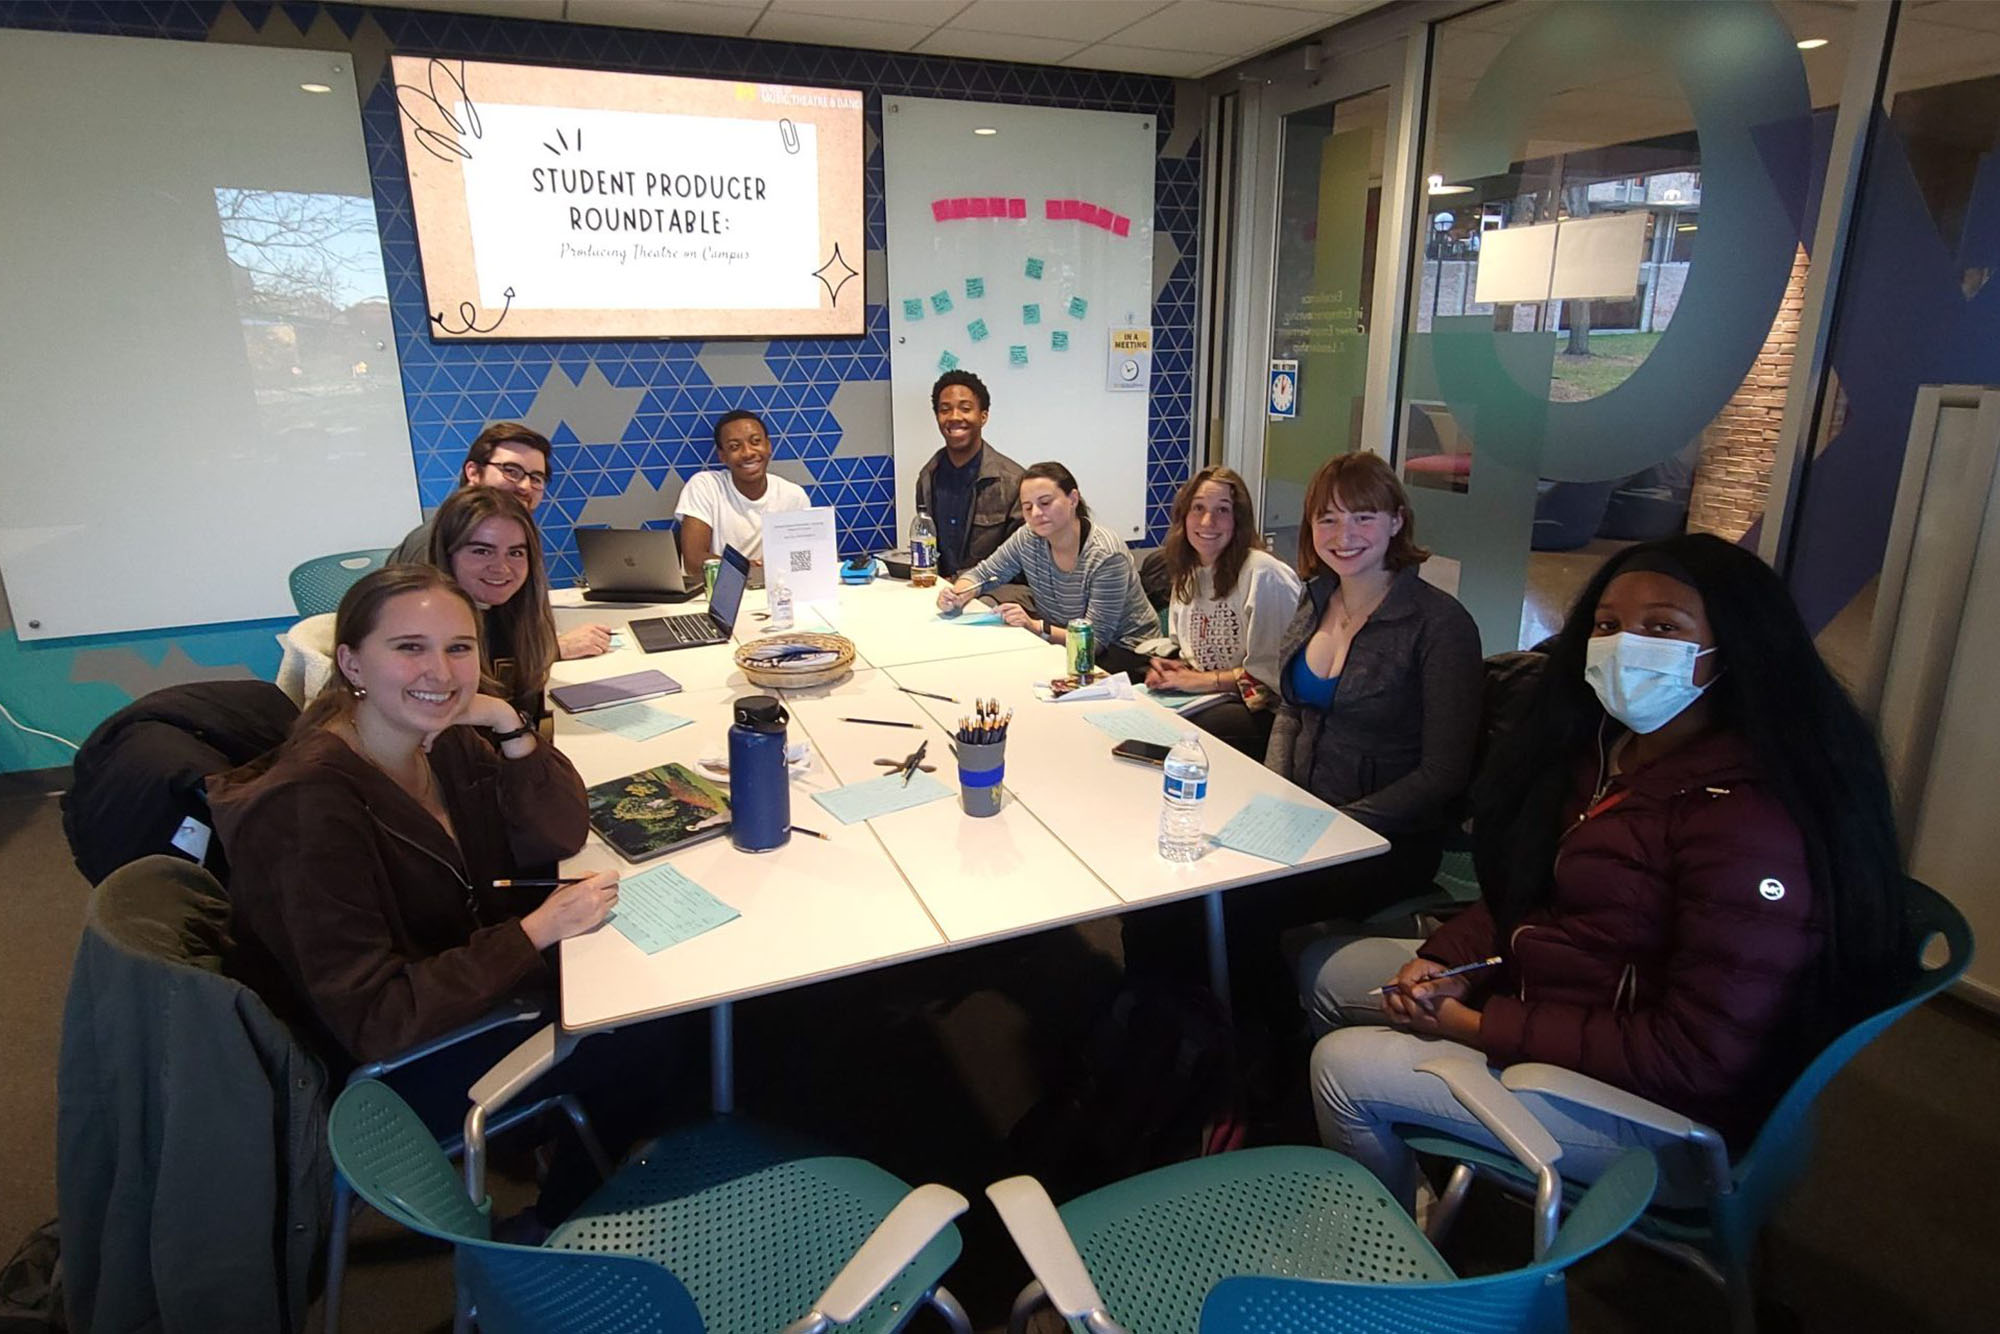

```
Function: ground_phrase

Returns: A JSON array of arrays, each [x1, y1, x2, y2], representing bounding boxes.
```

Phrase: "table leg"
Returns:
[[710, 1002, 735, 1113], [1203, 891, 1231, 1019]]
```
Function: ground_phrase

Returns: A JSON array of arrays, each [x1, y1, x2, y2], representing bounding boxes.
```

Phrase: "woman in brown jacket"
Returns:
[[210, 565, 619, 1066]]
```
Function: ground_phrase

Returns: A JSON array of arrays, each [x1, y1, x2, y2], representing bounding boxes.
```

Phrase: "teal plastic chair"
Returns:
[[988, 1059, 1659, 1334], [1403, 879, 1972, 1333], [329, 1079, 971, 1334], [289, 548, 392, 617]]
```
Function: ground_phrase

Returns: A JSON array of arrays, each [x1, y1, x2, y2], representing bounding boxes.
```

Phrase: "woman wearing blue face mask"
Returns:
[[1296, 533, 1912, 1210]]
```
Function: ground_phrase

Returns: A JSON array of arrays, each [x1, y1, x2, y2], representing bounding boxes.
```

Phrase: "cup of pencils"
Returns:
[[951, 698, 1011, 817]]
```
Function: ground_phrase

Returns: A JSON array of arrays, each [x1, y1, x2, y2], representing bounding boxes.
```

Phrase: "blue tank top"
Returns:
[[1286, 651, 1339, 711]]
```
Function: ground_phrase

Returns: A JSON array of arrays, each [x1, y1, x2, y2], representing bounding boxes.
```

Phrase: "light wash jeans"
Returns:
[[1297, 934, 1706, 1212]]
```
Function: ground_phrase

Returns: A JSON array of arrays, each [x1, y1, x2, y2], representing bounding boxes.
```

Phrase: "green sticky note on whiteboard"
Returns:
[[1022, 303, 1041, 325], [901, 297, 924, 321], [1009, 344, 1028, 366], [1025, 257, 1044, 280], [938, 349, 960, 372], [1051, 330, 1070, 351], [1068, 296, 1088, 318], [931, 290, 954, 315], [967, 318, 990, 342], [965, 276, 985, 299]]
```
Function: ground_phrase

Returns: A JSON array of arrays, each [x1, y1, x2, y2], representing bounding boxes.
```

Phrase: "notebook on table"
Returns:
[[629, 544, 750, 652], [577, 528, 697, 603], [549, 669, 683, 715], [585, 762, 733, 863]]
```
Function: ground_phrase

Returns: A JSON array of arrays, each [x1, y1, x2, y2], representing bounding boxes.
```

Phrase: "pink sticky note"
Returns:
[[931, 200, 950, 222], [1044, 198, 1062, 219], [1064, 199, 1085, 220], [1009, 197, 1027, 219], [969, 197, 992, 218], [1112, 214, 1131, 237], [948, 197, 972, 219], [986, 197, 1006, 216], [1091, 204, 1113, 229]]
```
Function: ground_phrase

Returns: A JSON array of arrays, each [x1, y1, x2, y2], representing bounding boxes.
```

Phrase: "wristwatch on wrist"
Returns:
[[488, 710, 535, 744]]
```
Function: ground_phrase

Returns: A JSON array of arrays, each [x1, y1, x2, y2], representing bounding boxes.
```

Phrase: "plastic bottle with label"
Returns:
[[766, 572, 794, 630], [910, 508, 938, 589], [1157, 730, 1210, 862]]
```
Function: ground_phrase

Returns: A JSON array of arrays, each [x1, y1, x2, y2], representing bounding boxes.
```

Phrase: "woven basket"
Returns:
[[734, 632, 856, 690]]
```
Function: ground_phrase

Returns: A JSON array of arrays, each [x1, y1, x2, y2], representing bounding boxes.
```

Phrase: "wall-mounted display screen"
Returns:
[[391, 56, 866, 340]]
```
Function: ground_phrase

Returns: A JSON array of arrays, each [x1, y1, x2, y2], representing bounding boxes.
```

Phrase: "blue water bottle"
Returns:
[[728, 695, 791, 852]]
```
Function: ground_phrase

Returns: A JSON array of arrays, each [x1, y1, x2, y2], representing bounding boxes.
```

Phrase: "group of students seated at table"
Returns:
[[216, 369, 1917, 1216]]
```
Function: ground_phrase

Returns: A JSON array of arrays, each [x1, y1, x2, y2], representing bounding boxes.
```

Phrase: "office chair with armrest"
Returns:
[[1403, 878, 1972, 1334], [331, 1035, 972, 1334], [289, 548, 392, 617], [988, 1058, 1658, 1334]]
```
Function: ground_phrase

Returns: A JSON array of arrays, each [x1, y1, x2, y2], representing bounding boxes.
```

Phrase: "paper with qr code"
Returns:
[[762, 507, 839, 607]]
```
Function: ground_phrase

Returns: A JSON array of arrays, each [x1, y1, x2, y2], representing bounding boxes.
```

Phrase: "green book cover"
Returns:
[[585, 762, 731, 862]]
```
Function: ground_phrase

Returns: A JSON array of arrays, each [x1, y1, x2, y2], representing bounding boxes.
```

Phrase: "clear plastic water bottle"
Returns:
[[766, 571, 794, 630], [910, 508, 938, 588], [1157, 730, 1210, 862]]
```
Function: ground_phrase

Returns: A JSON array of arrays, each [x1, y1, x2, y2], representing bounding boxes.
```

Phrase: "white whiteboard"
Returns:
[[882, 97, 1154, 542], [0, 31, 417, 640]]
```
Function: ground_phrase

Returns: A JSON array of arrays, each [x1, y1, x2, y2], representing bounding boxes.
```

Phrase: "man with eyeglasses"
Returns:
[[388, 421, 613, 658]]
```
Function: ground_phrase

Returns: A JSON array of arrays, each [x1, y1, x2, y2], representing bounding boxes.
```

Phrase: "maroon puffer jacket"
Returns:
[[1420, 728, 1821, 1142]]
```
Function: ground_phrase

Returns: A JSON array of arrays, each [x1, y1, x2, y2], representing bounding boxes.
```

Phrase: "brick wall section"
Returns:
[[1687, 245, 1809, 540]]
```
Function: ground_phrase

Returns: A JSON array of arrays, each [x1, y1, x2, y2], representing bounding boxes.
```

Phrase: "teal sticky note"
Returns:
[[902, 297, 924, 321], [1023, 303, 1041, 325], [812, 772, 955, 825], [938, 609, 1005, 626], [607, 864, 740, 955], [965, 276, 985, 299], [1080, 708, 1186, 747], [575, 702, 694, 743], [968, 318, 990, 342], [1051, 330, 1070, 351], [938, 349, 960, 372], [1068, 295, 1088, 318], [931, 290, 954, 314], [1025, 257, 1044, 280], [1009, 344, 1028, 367], [1211, 794, 1338, 865]]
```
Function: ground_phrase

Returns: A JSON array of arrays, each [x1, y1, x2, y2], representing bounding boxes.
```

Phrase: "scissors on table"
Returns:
[[874, 740, 933, 785]]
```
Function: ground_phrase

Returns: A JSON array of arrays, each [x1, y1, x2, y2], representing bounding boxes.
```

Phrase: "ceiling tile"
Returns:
[[564, 0, 762, 36], [1062, 43, 1223, 77], [747, 10, 938, 51], [770, 0, 966, 22], [1125, 0, 1330, 56], [952, 0, 1175, 43], [364, 0, 565, 17], [912, 29, 1092, 64]]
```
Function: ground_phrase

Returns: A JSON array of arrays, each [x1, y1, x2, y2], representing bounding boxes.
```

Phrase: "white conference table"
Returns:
[[548, 580, 1388, 1110]]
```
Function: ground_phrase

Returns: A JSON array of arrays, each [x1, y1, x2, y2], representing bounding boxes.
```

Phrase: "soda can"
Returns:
[[1066, 618, 1094, 678], [703, 557, 721, 601]]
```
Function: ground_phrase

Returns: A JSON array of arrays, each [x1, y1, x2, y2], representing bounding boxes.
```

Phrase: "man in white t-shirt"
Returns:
[[675, 409, 811, 576]]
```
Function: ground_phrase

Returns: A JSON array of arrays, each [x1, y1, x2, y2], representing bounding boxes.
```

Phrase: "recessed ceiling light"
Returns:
[[1796, 37, 1828, 50], [1678, 223, 1699, 232], [300, 82, 333, 93], [1426, 174, 1471, 196], [973, 127, 998, 136]]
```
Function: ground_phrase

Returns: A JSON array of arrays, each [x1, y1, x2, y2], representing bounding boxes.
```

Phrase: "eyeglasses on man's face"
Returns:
[[488, 460, 549, 489]]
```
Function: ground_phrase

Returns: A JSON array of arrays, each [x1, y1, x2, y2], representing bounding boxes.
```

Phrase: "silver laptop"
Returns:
[[576, 528, 694, 603]]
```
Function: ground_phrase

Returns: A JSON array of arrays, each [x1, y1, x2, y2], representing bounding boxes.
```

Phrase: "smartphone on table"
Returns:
[[1111, 740, 1171, 767]]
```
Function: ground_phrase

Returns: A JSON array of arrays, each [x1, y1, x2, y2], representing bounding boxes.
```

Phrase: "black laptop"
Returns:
[[576, 528, 697, 604], [628, 545, 750, 652]]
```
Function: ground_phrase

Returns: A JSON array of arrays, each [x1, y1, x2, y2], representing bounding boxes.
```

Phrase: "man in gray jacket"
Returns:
[[913, 370, 1026, 580]]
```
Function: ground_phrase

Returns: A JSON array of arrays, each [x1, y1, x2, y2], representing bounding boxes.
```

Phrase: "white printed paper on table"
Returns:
[[762, 507, 839, 608]]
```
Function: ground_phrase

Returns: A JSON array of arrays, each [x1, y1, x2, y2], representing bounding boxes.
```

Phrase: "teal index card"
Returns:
[[931, 290, 954, 314], [902, 297, 924, 321], [1023, 303, 1041, 325], [812, 772, 954, 824], [575, 702, 693, 742], [1009, 345, 1029, 367], [1080, 708, 1186, 747], [1051, 330, 1070, 351], [1211, 794, 1337, 866], [1068, 295, 1088, 318], [968, 318, 990, 342], [608, 864, 739, 955], [965, 276, 986, 299], [1025, 257, 1044, 279]]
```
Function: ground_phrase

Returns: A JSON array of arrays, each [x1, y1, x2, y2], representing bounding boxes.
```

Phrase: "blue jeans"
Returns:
[[1297, 935, 1706, 1211]]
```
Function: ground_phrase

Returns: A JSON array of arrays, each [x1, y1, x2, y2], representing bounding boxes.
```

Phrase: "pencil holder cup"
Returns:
[[952, 739, 1006, 818]]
